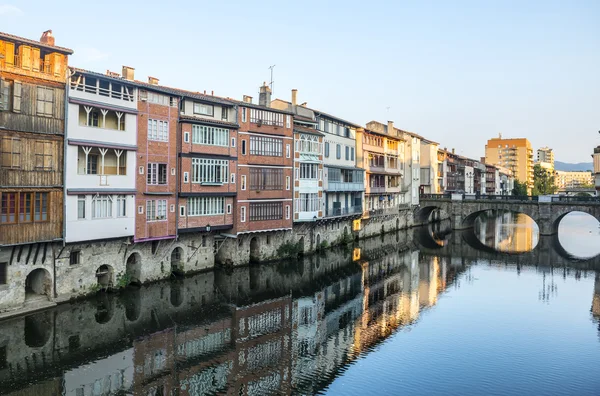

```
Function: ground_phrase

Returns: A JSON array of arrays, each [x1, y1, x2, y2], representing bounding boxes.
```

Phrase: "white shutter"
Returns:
[[13, 81, 21, 113]]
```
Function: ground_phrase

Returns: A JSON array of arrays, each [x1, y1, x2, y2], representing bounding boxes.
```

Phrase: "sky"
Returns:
[[2, 0, 599, 163]]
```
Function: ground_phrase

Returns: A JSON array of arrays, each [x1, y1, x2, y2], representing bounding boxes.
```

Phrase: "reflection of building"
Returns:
[[592, 274, 600, 322], [485, 136, 534, 192], [593, 145, 600, 194], [474, 211, 537, 252]]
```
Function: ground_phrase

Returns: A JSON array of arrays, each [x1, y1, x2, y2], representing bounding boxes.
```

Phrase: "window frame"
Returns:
[[193, 102, 214, 116]]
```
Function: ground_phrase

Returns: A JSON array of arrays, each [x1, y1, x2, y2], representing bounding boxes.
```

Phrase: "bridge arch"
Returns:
[[414, 206, 442, 224], [551, 208, 600, 237]]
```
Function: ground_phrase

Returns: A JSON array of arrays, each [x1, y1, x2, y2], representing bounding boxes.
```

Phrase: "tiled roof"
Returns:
[[179, 115, 239, 128], [308, 107, 362, 128], [0, 31, 73, 54], [70, 67, 233, 106], [294, 125, 323, 136]]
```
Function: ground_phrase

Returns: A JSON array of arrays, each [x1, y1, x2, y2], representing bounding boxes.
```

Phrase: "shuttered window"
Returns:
[[36, 86, 54, 117], [0, 79, 12, 111], [34, 141, 53, 170], [1, 137, 20, 168]]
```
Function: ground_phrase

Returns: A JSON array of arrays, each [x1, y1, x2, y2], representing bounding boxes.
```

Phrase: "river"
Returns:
[[0, 212, 599, 395]]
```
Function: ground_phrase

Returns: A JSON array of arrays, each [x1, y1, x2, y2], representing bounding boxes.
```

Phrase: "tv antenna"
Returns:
[[268, 65, 276, 95]]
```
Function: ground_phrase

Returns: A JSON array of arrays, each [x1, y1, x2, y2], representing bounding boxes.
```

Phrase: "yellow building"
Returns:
[[485, 136, 534, 192]]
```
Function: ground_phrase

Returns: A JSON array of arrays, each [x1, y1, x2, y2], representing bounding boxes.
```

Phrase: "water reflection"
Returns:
[[558, 212, 600, 258], [0, 226, 599, 395], [474, 210, 539, 253]]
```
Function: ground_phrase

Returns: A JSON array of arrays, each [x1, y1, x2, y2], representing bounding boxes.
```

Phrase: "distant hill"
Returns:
[[554, 161, 593, 172]]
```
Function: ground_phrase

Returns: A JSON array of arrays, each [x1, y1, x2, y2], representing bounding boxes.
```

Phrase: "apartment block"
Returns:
[[536, 147, 555, 173], [233, 84, 294, 240], [357, 122, 404, 215], [177, 92, 238, 236], [65, 68, 138, 243], [555, 170, 594, 190], [0, 30, 72, 246], [485, 136, 534, 191]]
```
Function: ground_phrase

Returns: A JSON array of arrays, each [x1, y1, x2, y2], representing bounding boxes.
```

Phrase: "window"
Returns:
[[227, 204, 232, 214], [286, 176, 290, 190], [241, 175, 246, 190], [147, 92, 170, 106], [194, 102, 213, 116], [250, 202, 283, 221], [336, 144, 341, 159], [241, 108, 247, 123], [241, 140, 247, 155], [351, 147, 355, 161], [116, 195, 127, 217], [240, 206, 246, 222], [87, 110, 99, 127], [86, 154, 98, 175], [249, 135, 283, 156], [180, 206, 186, 216], [299, 163, 318, 179], [77, 195, 86, 219], [170, 204, 175, 213], [138, 206, 143, 214], [146, 199, 167, 221], [296, 135, 320, 154], [285, 205, 290, 219], [286, 115, 291, 128], [92, 195, 112, 219], [188, 197, 224, 216], [34, 193, 48, 222], [250, 109, 284, 126], [231, 137, 236, 147], [345, 146, 349, 160], [148, 119, 169, 141], [221, 107, 228, 120], [34, 141, 52, 170], [230, 173, 235, 184], [1, 137, 20, 168], [250, 168, 283, 190], [297, 193, 320, 212], [192, 125, 229, 146], [147, 163, 167, 185], [70, 251, 81, 265], [286, 144, 291, 158], [184, 131, 190, 143], [0, 79, 13, 111], [183, 172, 189, 183], [36, 86, 54, 117], [191, 158, 229, 184], [324, 142, 329, 158], [0, 193, 16, 223], [0, 263, 6, 285], [18, 192, 33, 223]]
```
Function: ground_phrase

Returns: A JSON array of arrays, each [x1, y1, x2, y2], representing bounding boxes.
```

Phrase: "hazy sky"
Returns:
[[2, 0, 598, 162]]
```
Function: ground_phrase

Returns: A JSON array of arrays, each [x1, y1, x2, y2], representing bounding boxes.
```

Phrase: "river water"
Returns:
[[1, 212, 599, 395]]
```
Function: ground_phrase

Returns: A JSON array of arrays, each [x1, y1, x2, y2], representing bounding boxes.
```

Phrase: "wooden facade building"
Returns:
[[0, 30, 72, 246]]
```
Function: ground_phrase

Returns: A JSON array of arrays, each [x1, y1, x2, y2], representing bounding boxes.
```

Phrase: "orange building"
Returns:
[[485, 136, 534, 192]]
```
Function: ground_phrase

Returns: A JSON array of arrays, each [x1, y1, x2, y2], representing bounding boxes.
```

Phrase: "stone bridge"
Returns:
[[412, 224, 600, 270], [416, 195, 600, 236]]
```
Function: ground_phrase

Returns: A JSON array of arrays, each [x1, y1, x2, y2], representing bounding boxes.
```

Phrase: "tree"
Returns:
[[512, 180, 528, 196], [532, 164, 557, 196]]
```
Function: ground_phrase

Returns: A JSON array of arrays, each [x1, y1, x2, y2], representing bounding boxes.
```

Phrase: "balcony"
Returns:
[[366, 185, 386, 194], [327, 181, 365, 192], [326, 205, 363, 218], [2, 53, 66, 83]]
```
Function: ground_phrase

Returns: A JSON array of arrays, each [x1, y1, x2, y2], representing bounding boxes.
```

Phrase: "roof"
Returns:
[[294, 125, 323, 136], [70, 67, 233, 106], [310, 107, 362, 128], [363, 128, 405, 141], [367, 120, 439, 145], [179, 115, 239, 128], [0, 31, 73, 54]]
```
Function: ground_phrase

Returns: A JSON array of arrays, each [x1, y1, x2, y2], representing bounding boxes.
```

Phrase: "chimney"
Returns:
[[211, 90, 214, 96], [243, 95, 253, 104], [259, 82, 271, 107], [40, 30, 55, 46], [106, 70, 120, 78], [291, 89, 298, 106], [122, 66, 135, 81], [148, 76, 159, 85], [387, 120, 394, 135], [452, 148, 455, 154]]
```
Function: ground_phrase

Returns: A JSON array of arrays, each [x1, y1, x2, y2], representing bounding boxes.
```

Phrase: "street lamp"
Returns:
[[206, 224, 211, 232]]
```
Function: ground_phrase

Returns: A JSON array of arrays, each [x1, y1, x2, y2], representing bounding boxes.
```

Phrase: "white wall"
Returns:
[[182, 99, 234, 123]]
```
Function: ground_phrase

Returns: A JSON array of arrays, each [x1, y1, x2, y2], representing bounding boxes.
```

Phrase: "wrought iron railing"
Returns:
[[420, 193, 600, 204]]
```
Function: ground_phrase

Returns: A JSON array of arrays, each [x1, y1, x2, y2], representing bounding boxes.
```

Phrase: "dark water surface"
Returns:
[[1, 211, 600, 395]]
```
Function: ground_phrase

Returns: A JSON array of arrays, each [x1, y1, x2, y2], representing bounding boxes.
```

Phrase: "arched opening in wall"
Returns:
[[171, 247, 184, 275], [468, 209, 539, 253], [126, 253, 142, 285], [122, 287, 141, 322], [96, 265, 114, 290], [24, 268, 51, 301], [24, 311, 52, 348], [415, 206, 440, 224], [298, 236, 305, 257], [95, 293, 115, 324], [250, 237, 260, 263], [170, 280, 183, 307], [556, 211, 600, 259]]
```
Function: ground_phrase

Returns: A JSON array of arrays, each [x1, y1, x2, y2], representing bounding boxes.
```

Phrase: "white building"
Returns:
[[420, 138, 440, 194], [65, 68, 137, 243]]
